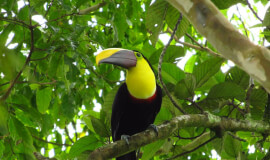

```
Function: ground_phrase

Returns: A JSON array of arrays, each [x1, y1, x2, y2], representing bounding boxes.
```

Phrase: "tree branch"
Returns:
[[89, 114, 270, 160], [0, 2, 35, 102], [167, 0, 270, 93], [158, 14, 187, 114], [0, 17, 31, 28], [0, 80, 57, 88], [166, 28, 221, 57], [78, 1, 107, 14], [34, 2, 107, 28]]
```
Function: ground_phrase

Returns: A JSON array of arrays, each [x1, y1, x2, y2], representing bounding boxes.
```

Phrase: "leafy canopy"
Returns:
[[0, 0, 270, 159]]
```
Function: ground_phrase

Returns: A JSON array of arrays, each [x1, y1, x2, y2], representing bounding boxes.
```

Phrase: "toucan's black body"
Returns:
[[96, 49, 162, 160], [112, 83, 162, 160]]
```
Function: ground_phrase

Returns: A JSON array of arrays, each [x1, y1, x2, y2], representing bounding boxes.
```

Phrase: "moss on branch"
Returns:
[[89, 114, 270, 160]]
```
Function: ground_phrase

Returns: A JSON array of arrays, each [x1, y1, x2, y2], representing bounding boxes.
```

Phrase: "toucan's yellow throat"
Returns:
[[96, 48, 156, 99]]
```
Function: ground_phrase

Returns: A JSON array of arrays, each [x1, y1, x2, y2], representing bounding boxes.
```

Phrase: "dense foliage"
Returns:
[[0, 0, 270, 159]]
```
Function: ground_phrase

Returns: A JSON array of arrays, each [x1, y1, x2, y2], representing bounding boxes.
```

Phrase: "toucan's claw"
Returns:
[[148, 124, 158, 136], [121, 135, 131, 145]]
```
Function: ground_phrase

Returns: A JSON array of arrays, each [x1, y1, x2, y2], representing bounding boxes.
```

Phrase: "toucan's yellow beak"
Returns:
[[96, 48, 137, 68]]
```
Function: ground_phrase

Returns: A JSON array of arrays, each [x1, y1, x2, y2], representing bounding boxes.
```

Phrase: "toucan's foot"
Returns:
[[121, 135, 131, 145], [148, 124, 158, 136]]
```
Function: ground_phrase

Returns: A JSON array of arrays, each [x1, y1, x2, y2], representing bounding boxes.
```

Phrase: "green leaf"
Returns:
[[155, 107, 173, 124], [184, 54, 197, 73], [41, 114, 54, 136], [8, 116, 35, 159], [36, 87, 52, 114], [0, 105, 9, 135], [153, 63, 185, 85], [0, 140, 4, 158], [225, 67, 249, 89], [207, 82, 246, 101], [69, 135, 102, 158], [61, 93, 76, 120], [149, 45, 185, 64], [146, 0, 168, 45], [142, 140, 165, 160], [193, 57, 224, 88], [161, 96, 182, 117], [174, 73, 196, 99], [263, 6, 270, 27], [221, 133, 242, 158], [15, 109, 36, 128], [91, 116, 110, 137], [48, 52, 64, 78], [211, 0, 246, 9], [100, 85, 119, 124], [250, 88, 268, 109], [165, 4, 190, 38], [18, 6, 29, 21], [112, 10, 128, 42], [250, 88, 268, 120]]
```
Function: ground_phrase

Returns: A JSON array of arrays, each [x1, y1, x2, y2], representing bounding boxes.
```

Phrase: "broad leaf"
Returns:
[[149, 45, 185, 64], [174, 73, 196, 99], [142, 140, 165, 160], [69, 135, 102, 158], [153, 63, 185, 85], [193, 57, 224, 88], [36, 87, 52, 114], [0, 104, 8, 135], [207, 82, 246, 101], [146, 0, 168, 45], [225, 67, 249, 89]]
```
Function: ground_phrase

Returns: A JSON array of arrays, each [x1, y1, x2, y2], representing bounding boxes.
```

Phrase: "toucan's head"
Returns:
[[96, 48, 144, 69], [96, 48, 156, 99]]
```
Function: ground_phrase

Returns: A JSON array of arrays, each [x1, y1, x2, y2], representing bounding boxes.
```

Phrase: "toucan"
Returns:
[[96, 48, 162, 160]]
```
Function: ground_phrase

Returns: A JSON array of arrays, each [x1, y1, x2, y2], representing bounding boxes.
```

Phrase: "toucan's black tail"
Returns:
[[116, 151, 136, 160]]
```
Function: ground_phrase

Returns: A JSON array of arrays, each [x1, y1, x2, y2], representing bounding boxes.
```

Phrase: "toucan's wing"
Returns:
[[111, 83, 129, 141]]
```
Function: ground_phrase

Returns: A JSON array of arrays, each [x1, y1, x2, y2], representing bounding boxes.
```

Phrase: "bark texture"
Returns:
[[167, 0, 270, 93], [89, 114, 270, 160]]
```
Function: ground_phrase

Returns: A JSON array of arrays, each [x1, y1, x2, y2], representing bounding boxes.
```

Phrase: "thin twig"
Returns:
[[227, 132, 247, 142], [167, 136, 217, 160], [228, 100, 246, 115], [44, 0, 54, 18], [34, 2, 106, 28], [32, 135, 71, 146], [246, 78, 254, 113], [245, 0, 263, 22], [72, 121, 78, 141], [0, 2, 35, 102], [236, 5, 249, 37], [0, 80, 56, 87], [0, 17, 31, 28], [65, 126, 74, 143], [158, 14, 186, 114], [186, 98, 204, 113], [166, 29, 221, 57], [185, 33, 204, 48]]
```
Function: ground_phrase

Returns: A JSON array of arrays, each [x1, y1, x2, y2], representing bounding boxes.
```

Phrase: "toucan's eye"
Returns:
[[136, 52, 141, 57]]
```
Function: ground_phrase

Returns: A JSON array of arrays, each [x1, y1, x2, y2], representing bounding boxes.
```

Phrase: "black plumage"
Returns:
[[111, 83, 162, 160]]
